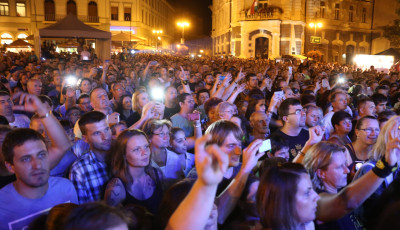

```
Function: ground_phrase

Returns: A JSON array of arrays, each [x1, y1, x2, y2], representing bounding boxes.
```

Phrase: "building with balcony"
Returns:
[[0, 0, 175, 52], [211, 0, 398, 63]]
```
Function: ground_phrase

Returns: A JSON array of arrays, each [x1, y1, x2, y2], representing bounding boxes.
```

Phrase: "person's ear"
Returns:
[[283, 115, 289, 123], [316, 169, 326, 179], [4, 161, 15, 174], [179, 101, 183, 108]]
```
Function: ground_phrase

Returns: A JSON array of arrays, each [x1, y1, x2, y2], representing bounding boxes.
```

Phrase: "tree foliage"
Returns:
[[383, 0, 400, 47]]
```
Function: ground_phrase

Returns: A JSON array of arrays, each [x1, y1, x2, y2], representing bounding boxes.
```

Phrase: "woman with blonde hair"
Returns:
[[352, 116, 400, 227], [126, 87, 164, 127]]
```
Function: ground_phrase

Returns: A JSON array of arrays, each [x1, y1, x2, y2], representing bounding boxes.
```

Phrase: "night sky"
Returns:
[[167, 0, 213, 38]]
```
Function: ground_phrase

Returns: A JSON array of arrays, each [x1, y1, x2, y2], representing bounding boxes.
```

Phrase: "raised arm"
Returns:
[[216, 139, 264, 224], [14, 93, 72, 169], [179, 66, 192, 94], [316, 125, 400, 221], [293, 126, 324, 163], [167, 134, 229, 230]]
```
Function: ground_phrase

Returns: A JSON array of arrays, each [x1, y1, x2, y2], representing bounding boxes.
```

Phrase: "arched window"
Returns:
[[88, 1, 98, 22], [1, 33, 13, 45], [44, 0, 55, 21], [17, 33, 27, 40], [66, 0, 77, 15], [0, 0, 9, 16]]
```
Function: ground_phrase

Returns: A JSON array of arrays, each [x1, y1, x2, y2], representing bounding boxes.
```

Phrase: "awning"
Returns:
[[7, 39, 33, 48], [112, 32, 146, 42], [134, 44, 155, 50], [39, 14, 111, 39]]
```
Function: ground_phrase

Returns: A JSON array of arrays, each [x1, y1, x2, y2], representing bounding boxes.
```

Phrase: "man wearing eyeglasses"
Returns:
[[271, 98, 309, 161]]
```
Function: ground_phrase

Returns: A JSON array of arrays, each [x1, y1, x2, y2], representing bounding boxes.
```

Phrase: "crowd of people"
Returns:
[[0, 50, 400, 230]]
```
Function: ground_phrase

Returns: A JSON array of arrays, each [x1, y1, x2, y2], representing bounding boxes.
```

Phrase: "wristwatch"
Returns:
[[182, 80, 189, 85]]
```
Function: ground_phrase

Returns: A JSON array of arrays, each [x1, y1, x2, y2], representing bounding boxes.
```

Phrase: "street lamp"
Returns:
[[308, 22, 323, 51], [152, 29, 163, 51], [177, 21, 189, 44], [309, 22, 323, 35]]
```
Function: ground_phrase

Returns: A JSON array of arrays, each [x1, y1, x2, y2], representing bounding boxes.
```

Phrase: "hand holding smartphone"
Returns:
[[188, 113, 200, 121], [259, 139, 271, 153]]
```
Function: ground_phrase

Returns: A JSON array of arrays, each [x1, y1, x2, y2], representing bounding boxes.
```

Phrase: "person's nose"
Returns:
[[234, 146, 241, 155], [31, 157, 42, 169], [344, 165, 350, 174]]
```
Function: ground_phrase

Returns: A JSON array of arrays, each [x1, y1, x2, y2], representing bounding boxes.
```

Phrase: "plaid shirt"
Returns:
[[69, 150, 109, 204]]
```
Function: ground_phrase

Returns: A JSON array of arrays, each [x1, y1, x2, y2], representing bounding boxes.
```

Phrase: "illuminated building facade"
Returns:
[[211, 0, 398, 63], [0, 0, 175, 50]]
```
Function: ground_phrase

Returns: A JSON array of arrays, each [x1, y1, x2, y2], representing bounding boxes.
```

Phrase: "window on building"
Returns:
[[1, 33, 13, 44], [16, 2, 25, 16], [17, 33, 28, 42], [88, 1, 98, 22], [111, 6, 118, 20], [44, 0, 55, 20], [320, 1, 325, 18], [334, 4, 340, 20], [124, 7, 131, 21], [349, 6, 353, 22], [66, 0, 77, 15], [362, 8, 366, 23], [0, 1, 9, 16]]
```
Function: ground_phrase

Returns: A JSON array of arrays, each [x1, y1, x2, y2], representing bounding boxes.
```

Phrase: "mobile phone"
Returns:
[[274, 90, 284, 99], [188, 113, 200, 121], [150, 61, 158, 65], [99, 66, 103, 69], [218, 75, 226, 81], [107, 114, 120, 124], [322, 79, 329, 88], [275, 59, 281, 63], [288, 66, 293, 75], [259, 139, 271, 152], [105, 60, 110, 63]]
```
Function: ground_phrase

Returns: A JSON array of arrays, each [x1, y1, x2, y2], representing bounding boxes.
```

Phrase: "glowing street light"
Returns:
[[309, 22, 323, 35], [177, 21, 189, 44], [152, 29, 163, 50]]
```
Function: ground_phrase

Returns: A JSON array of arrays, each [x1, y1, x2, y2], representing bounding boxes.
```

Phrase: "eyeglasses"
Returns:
[[220, 110, 234, 114], [153, 132, 170, 138], [286, 108, 305, 116], [358, 128, 380, 134]]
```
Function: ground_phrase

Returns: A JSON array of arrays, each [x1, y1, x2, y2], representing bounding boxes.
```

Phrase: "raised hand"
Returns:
[[237, 83, 246, 93], [195, 134, 229, 186], [12, 93, 47, 115], [179, 66, 188, 81], [241, 139, 265, 173], [385, 124, 400, 166], [141, 101, 156, 120], [236, 67, 245, 82], [308, 125, 325, 145]]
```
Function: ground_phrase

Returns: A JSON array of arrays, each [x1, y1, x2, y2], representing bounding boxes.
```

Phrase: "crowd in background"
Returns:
[[1, 51, 400, 230]]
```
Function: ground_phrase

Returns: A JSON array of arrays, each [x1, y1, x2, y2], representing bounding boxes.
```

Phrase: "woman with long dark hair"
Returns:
[[104, 129, 163, 215]]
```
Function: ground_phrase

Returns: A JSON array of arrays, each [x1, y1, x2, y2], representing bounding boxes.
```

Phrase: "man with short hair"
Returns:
[[0, 129, 78, 229], [77, 94, 92, 113], [371, 93, 387, 114], [249, 111, 270, 141], [203, 73, 214, 91], [110, 83, 125, 110], [69, 111, 112, 203], [27, 78, 42, 96], [271, 98, 309, 161], [357, 97, 376, 118], [321, 91, 348, 139], [0, 91, 30, 128]]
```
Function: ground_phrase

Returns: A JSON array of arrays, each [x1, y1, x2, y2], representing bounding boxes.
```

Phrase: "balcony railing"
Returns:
[[240, 8, 282, 21], [44, 14, 99, 23]]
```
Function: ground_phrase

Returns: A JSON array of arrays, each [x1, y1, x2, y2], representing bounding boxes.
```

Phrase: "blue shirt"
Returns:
[[0, 177, 78, 230]]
